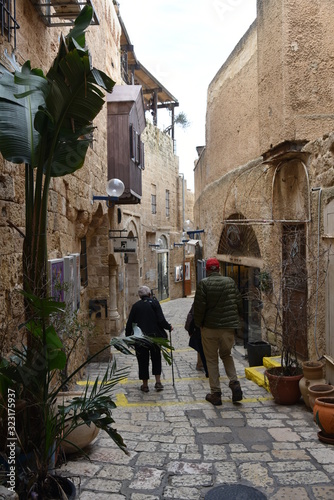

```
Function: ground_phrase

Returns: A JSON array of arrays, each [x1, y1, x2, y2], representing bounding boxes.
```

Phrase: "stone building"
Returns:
[[0, 0, 193, 361], [194, 0, 334, 380]]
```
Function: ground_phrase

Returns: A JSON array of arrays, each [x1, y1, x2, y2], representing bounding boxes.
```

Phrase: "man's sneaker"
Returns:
[[229, 381, 243, 402], [205, 392, 222, 406]]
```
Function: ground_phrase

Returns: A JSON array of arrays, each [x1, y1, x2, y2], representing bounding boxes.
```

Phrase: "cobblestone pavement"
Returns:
[[59, 297, 334, 499]]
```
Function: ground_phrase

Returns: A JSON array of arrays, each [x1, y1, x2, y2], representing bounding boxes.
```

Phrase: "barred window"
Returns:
[[0, 0, 19, 48]]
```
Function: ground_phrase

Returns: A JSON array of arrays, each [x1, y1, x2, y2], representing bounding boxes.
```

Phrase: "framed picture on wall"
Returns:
[[175, 265, 183, 282], [48, 258, 65, 302]]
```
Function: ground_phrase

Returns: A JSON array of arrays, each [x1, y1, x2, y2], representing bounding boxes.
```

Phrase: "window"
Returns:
[[151, 184, 156, 214], [165, 190, 170, 217], [151, 194, 157, 214], [0, 0, 19, 48], [129, 124, 145, 169]]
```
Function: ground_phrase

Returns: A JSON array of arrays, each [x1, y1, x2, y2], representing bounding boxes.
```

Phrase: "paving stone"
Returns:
[[214, 461, 239, 483], [230, 452, 272, 462], [311, 485, 334, 499], [269, 487, 310, 499], [129, 467, 165, 490], [135, 452, 167, 466], [163, 486, 201, 499], [169, 474, 212, 486], [131, 495, 160, 500], [271, 449, 310, 460], [268, 460, 316, 472], [272, 470, 331, 485], [268, 428, 301, 441], [167, 461, 212, 474], [80, 492, 122, 499], [80, 478, 122, 492], [203, 444, 228, 460], [97, 464, 135, 480], [307, 447, 334, 464]]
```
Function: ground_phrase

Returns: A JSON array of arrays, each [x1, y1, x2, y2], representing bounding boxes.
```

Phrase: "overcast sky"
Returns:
[[118, 0, 257, 190]]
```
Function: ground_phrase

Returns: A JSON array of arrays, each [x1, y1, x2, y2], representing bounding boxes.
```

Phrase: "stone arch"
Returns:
[[272, 159, 310, 222]]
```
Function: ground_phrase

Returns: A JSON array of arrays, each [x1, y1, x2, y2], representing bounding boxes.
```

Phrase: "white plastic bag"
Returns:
[[133, 324, 144, 337]]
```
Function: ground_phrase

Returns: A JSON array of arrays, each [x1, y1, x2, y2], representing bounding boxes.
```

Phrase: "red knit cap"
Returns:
[[206, 258, 220, 271]]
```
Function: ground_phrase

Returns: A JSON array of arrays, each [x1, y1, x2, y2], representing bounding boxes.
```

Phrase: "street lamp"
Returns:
[[92, 178, 125, 207]]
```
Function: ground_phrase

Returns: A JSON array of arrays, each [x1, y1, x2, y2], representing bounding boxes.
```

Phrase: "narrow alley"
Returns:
[[59, 297, 334, 500]]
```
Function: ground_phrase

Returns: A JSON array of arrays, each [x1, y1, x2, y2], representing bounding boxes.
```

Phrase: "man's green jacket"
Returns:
[[194, 272, 242, 329]]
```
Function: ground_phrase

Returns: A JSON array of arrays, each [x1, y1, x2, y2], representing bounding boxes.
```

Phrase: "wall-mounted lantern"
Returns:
[[149, 237, 163, 250], [92, 178, 125, 207]]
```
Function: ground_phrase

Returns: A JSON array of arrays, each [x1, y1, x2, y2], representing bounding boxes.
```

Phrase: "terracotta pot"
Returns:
[[302, 360, 325, 380], [313, 397, 334, 435], [308, 384, 334, 411], [265, 367, 303, 405], [299, 361, 326, 407]]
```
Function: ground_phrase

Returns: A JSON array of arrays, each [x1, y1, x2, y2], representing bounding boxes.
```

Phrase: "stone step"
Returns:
[[244, 356, 281, 391]]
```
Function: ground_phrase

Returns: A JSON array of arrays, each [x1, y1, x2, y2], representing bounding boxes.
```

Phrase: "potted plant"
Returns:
[[0, 290, 172, 498]]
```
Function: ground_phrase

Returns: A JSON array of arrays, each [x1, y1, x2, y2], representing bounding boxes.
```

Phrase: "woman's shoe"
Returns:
[[154, 382, 164, 392], [140, 385, 149, 392]]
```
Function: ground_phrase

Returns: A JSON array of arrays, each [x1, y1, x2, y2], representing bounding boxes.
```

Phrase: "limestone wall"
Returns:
[[194, 0, 334, 364], [257, 0, 334, 152], [205, 22, 259, 186], [0, 2, 190, 363]]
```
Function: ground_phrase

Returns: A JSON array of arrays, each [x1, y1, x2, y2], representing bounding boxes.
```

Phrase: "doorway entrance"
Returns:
[[222, 263, 261, 347]]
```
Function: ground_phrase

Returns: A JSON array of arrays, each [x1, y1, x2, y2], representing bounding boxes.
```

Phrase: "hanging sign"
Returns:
[[113, 237, 137, 253]]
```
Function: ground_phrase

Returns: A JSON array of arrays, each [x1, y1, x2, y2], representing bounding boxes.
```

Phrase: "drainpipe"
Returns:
[[179, 173, 186, 297], [311, 187, 322, 359]]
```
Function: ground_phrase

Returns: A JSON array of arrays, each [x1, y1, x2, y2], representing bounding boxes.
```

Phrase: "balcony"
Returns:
[[30, 0, 99, 27]]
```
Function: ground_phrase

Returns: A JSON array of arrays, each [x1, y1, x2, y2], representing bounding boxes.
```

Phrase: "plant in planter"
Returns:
[[254, 225, 330, 404], [0, 291, 172, 498]]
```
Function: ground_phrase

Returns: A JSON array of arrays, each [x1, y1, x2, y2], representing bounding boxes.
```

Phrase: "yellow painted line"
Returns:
[[114, 394, 273, 408], [76, 374, 247, 387]]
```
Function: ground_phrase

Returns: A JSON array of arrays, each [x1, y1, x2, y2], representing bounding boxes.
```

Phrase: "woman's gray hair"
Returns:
[[138, 285, 151, 298]]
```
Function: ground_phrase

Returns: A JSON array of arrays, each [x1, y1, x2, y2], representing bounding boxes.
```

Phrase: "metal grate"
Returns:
[[0, 0, 20, 48]]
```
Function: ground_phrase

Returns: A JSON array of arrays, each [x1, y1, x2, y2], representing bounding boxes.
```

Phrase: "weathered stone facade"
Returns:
[[0, 1, 192, 364], [194, 0, 334, 379]]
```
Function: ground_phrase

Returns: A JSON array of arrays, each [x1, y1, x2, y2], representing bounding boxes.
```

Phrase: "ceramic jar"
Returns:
[[313, 397, 334, 435], [308, 384, 334, 411], [299, 361, 326, 408]]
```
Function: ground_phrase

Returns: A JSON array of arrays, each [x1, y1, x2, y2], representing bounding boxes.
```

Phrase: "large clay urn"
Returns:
[[313, 397, 334, 435], [299, 361, 326, 407]]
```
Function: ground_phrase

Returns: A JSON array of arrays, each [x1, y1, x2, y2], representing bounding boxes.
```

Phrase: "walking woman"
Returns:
[[125, 286, 173, 393]]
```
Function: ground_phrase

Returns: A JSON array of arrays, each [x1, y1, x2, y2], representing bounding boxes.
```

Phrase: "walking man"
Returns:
[[194, 258, 243, 406]]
